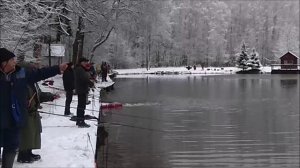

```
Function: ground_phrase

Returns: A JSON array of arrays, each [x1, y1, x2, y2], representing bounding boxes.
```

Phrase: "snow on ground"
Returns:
[[14, 75, 114, 168], [115, 66, 272, 76]]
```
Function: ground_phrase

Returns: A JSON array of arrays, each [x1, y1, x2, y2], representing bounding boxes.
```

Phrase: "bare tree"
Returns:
[[0, 0, 69, 61]]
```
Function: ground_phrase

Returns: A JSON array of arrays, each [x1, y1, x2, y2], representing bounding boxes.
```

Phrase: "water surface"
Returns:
[[96, 74, 299, 168]]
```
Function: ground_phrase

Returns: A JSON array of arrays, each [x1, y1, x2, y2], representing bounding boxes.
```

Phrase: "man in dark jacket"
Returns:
[[63, 62, 74, 116], [100, 61, 108, 82], [0, 48, 67, 168], [74, 57, 94, 128]]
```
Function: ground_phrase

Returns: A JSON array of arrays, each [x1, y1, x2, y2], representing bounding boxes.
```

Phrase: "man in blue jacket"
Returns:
[[0, 48, 67, 168]]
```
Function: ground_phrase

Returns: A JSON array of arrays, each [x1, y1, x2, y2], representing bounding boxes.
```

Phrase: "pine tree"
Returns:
[[248, 48, 261, 69], [236, 42, 249, 70]]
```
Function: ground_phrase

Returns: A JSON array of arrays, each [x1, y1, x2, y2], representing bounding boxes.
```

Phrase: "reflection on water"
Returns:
[[280, 79, 298, 88], [96, 74, 299, 168]]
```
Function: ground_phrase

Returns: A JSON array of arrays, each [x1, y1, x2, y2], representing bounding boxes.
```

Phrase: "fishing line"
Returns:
[[109, 112, 168, 122], [100, 121, 166, 133], [87, 133, 95, 156], [45, 85, 100, 97]]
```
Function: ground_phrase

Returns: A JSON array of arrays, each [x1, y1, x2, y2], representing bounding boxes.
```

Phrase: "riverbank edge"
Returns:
[[114, 66, 272, 75]]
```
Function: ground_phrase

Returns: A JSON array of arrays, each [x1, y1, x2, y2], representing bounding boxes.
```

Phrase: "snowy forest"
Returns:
[[0, 0, 299, 69]]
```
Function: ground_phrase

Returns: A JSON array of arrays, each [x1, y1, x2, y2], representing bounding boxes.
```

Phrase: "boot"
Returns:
[[2, 149, 17, 168], [64, 110, 71, 116], [29, 150, 41, 161], [17, 150, 34, 163], [77, 121, 90, 128], [64, 106, 71, 115]]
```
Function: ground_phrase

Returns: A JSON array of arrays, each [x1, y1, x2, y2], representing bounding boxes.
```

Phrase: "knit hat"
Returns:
[[0, 48, 16, 63]]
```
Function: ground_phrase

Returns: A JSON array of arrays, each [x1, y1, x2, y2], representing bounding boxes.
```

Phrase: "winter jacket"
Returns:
[[74, 65, 94, 95], [63, 67, 74, 91], [0, 65, 60, 148], [19, 84, 55, 150]]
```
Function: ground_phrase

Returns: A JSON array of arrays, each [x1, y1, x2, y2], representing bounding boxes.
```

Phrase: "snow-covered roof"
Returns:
[[280, 51, 299, 59]]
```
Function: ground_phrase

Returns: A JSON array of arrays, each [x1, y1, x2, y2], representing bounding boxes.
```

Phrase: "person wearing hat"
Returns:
[[0, 48, 68, 168], [74, 57, 94, 128]]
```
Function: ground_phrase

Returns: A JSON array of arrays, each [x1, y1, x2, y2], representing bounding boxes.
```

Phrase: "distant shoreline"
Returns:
[[115, 66, 272, 76]]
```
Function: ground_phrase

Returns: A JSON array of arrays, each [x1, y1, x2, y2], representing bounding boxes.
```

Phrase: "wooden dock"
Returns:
[[271, 64, 300, 74]]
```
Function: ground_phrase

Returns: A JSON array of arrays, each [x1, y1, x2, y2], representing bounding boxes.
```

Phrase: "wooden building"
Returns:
[[280, 51, 298, 69], [271, 51, 300, 74]]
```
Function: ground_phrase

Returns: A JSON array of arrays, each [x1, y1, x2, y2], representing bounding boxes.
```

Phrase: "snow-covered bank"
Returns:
[[14, 75, 114, 168], [115, 66, 272, 76]]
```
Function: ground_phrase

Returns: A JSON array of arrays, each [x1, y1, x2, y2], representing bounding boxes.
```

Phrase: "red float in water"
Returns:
[[101, 102, 123, 109]]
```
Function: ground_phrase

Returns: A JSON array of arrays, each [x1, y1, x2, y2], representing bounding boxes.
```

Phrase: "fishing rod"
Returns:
[[41, 86, 99, 95], [38, 110, 165, 132], [41, 102, 166, 122], [41, 102, 100, 112], [38, 110, 99, 120], [87, 133, 95, 156], [43, 125, 77, 128], [45, 85, 101, 98], [38, 110, 70, 117]]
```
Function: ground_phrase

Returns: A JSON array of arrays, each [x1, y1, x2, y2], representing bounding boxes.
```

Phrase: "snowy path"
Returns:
[[15, 75, 114, 168]]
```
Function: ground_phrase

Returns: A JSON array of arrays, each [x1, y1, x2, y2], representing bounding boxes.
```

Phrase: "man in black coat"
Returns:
[[101, 61, 108, 82], [62, 62, 74, 116], [74, 58, 94, 128]]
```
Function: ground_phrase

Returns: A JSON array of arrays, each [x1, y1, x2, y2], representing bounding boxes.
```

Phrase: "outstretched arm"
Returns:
[[26, 64, 68, 84]]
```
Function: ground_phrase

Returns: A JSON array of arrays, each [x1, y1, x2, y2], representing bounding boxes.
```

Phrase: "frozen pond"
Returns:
[[96, 74, 299, 168]]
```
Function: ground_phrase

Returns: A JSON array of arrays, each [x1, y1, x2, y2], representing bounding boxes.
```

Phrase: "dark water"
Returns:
[[96, 74, 299, 168]]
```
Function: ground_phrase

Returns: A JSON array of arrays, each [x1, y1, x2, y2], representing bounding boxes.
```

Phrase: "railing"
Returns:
[[270, 64, 300, 70]]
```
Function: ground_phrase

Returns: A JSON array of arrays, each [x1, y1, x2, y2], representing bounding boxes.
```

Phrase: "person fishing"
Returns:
[[63, 62, 74, 116], [74, 57, 94, 128], [17, 62, 59, 163], [0, 48, 68, 168]]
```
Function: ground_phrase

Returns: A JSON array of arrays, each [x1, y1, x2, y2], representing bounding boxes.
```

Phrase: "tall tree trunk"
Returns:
[[72, 16, 84, 64], [262, 14, 269, 65], [147, 30, 151, 70]]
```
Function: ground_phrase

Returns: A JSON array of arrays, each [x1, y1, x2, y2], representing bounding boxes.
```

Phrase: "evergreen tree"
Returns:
[[247, 48, 261, 69], [236, 42, 249, 70]]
